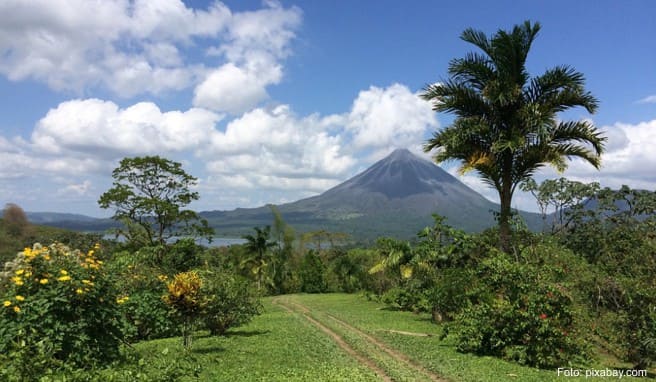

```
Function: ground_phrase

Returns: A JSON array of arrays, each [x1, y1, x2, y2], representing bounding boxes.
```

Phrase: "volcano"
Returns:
[[201, 149, 540, 240]]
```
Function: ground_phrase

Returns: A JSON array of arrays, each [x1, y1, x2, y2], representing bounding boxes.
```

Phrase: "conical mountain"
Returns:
[[202, 148, 538, 240]]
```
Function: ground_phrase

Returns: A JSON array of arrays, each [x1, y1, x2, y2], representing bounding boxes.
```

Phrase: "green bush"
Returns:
[[0, 243, 124, 378], [200, 270, 262, 336], [444, 252, 590, 368], [299, 251, 327, 293], [107, 250, 177, 342]]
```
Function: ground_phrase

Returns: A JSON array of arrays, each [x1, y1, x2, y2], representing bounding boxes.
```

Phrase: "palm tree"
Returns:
[[421, 21, 606, 252], [241, 226, 276, 291]]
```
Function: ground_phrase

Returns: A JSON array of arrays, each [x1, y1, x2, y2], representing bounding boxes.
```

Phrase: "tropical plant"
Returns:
[[163, 271, 205, 350], [98, 156, 213, 248], [421, 21, 605, 252], [240, 226, 276, 292], [0, 243, 124, 378]]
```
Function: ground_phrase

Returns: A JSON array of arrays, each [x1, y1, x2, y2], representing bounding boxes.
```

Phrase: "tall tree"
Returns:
[[98, 156, 213, 247], [421, 21, 605, 252]]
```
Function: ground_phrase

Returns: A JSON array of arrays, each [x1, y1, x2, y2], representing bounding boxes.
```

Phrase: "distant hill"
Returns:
[[28, 149, 544, 241]]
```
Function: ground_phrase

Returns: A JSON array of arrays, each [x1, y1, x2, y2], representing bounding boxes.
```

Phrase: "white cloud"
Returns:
[[59, 180, 92, 196], [345, 83, 438, 149], [203, 105, 355, 193], [33, 99, 223, 157], [638, 95, 656, 104], [193, 1, 301, 113], [0, 0, 299, 98], [193, 63, 271, 115]]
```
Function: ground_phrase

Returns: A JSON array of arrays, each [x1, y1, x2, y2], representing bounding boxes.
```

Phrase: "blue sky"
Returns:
[[1, 0, 655, 217]]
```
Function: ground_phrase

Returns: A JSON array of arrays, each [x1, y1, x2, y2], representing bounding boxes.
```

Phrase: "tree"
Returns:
[[240, 226, 276, 292], [98, 156, 213, 247], [2, 203, 29, 237], [421, 21, 605, 252]]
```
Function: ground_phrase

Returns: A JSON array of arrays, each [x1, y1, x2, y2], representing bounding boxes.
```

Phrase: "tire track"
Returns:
[[325, 313, 446, 382], [272, 297, 393, 382], [282, 297, 447, 382]]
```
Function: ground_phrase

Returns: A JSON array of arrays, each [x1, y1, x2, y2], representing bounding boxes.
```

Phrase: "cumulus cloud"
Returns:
[[194, 1, 301, 113], [33, 99, 223, 156], [193, 63, 271, 115], [0, 0, 300, 98], [345, 83, 438, 149]]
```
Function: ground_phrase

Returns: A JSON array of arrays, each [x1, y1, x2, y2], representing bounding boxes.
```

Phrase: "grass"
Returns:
[[91, 293, 653, 381]]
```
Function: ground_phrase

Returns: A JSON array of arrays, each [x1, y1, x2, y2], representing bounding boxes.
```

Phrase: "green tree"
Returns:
[[241, 226, 276, 292], [421, 21, 605, 252], [98, 156, 213, 247]]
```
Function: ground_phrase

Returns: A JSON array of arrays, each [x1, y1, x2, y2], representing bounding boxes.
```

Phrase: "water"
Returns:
[[102, 235, 246, 247]]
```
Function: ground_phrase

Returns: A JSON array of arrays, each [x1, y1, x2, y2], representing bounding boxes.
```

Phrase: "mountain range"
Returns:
[[28, 149, 542, 241]]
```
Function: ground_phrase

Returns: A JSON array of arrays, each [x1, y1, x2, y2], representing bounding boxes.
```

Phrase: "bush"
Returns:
[[0, 243, 124, 378], [444, 251, 590, 368], [108, 250, 177, 342], [200, 270, 262, 336], [299, 251, 327, 293]]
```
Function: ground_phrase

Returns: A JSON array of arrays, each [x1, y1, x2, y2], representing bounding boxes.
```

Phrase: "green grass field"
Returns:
[[107, 293, 651, 381]]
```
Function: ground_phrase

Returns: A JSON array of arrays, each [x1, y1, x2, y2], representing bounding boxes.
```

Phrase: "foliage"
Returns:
[[0, 243, 124, 378], [299, 250, 328, 293], [98, 156, 213, 247], [199, 269, 262, 336], [445, 251, 590, 368], [520, 177, 600, 232], [107, 249, 177, 342], [421, 21, 605, 251], [2, 203, 30, 237], [241, 226, 276, 292], [163, 271, 205, 349]]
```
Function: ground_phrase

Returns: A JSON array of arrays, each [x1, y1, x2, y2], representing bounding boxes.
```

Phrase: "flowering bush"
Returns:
[[163, 271, 205, 349], [0, 243, 124, 379]]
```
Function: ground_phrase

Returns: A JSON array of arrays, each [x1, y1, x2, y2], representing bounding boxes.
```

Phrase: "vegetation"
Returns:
[[2, 21, 655, 382], [98, 156, 213, 248], [421, 21, 605, 251]]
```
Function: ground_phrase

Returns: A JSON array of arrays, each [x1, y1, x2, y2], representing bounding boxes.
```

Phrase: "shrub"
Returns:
[[108, 250, 177, 342], [200, 270, 262, 336], [299, 251, 327, 293], [163, 271, 205, 349], [444, 252, 590, 368], [0, 243, 124, 378]]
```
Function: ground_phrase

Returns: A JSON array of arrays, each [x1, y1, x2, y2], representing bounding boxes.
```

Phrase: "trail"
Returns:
[[273, 296, 447, 382], [272, 297, 393, 382]]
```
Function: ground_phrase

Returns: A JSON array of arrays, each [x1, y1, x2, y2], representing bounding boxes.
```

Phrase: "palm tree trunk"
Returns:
[[499, 181, 512, 253]]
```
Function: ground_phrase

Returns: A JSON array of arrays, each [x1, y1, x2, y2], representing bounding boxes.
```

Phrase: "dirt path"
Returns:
[[274, 296, 447, 382], [325, 313, 445, 382], [272, 297, 393, 382]]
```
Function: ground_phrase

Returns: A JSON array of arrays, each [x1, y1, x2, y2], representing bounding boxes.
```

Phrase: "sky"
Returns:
[[0, 0, 655, 217]]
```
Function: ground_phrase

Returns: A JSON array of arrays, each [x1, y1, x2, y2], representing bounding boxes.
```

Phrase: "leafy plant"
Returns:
[[200, 270, 262, 336], [0, 243, 124, 378]]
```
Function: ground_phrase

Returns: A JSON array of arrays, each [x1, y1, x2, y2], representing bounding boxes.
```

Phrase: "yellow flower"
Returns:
[[15, 295, 25, 302], [15, 269, 25, 276], [76, 288, 84, 295], [40, 278, 49, 284], [116, 296, 129, 304], [87, 250, 94, 256], [11, 276, 23, 286], [60, 269, 68, 275], [57, 275, 71, 282], [13, 306, 20, 313], [158, 275, 168, 282], [3, 301, 10, 307], [82, 279, 94, 286]]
